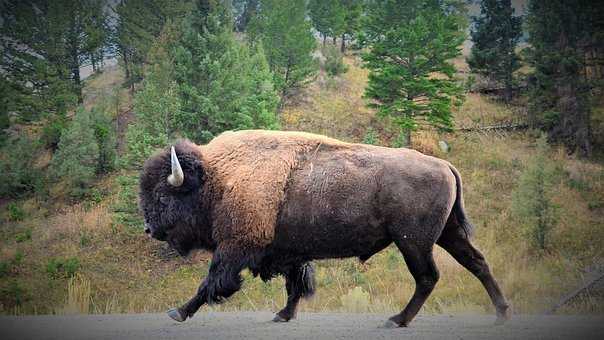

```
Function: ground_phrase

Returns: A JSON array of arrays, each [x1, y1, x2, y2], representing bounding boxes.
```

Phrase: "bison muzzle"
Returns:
[[139, 130, 511, 327]]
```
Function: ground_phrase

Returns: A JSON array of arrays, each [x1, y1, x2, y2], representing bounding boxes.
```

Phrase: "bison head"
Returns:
[[139, 141, 213, 256]]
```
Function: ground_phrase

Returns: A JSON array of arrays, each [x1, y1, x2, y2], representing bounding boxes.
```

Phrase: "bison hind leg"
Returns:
[[274, 262, 316, 322], [437, 225, 511, 325]]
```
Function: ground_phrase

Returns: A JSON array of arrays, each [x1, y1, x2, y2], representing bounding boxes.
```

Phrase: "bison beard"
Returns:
[[139, 130, 511, 328]]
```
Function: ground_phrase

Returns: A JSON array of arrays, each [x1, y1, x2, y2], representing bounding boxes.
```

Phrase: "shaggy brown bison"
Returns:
[[139, 130, 511, 327]]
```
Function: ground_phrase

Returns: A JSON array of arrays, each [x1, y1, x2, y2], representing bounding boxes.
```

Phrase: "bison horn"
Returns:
[[168, 146, 184, 187]]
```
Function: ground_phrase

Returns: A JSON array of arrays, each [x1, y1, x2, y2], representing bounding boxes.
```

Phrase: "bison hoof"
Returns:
[[272, 313, 291, 322], [381, 316, 409, 328], [382, 319, 407, 328], [167, 308, 187, 322], [494, 307, 512, 326]]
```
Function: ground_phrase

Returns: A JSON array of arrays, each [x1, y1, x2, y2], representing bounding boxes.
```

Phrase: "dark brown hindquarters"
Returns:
[[435, 166, 511, 324]]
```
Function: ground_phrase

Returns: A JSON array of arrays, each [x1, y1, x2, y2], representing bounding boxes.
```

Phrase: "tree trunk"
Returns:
[[69, 43, 82, 103], [340, 33, 346, 53], [322, 34, 326, 47], [405, 130, 411, 148], [550, 26, 592, 156], [91, 53, 97, 73], [553, 82, 592, 156], [66, 14, 82, 103], [332, 36, 337, 45], [504, 78, 512, 103]]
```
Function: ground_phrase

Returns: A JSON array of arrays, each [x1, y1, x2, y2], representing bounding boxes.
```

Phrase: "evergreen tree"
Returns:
[[361, 0, 465, 146], [511, 134, 559, 251], [0, 78, 13, 146], [468, 0, 522, 102], [113, 0, 192, 91], [173, 0, 279, 141], [83, 0, 111, 73], [250, 0, 317, 96], [0, 1, 79, 124], [308, 0, 346, 46], [122, 22, 181, 167], [308, 0, 331, 46], [339, 0, 363, 52], [91, 107, 117, 174], [526, 0, 599, 156], [50, 108, 100, 198]]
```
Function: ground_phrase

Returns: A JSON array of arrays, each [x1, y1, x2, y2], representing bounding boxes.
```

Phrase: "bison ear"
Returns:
[[169, 142, 205, 191]]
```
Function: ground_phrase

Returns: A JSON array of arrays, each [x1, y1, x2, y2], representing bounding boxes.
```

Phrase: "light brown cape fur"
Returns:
[[196, 130, 348, 249]]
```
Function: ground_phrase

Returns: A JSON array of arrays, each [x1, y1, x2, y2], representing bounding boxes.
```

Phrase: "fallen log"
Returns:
[[456, 123, 529, 132]]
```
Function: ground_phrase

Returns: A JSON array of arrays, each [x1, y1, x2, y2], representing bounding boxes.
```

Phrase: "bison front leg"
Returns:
[[168, 247, 247, 322], [273, 262, 316, 322]]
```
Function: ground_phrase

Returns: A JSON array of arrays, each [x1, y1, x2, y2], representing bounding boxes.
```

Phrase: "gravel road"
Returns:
[[1, 312, 603, 340]]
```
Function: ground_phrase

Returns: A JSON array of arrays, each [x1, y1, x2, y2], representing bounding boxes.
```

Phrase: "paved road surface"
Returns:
[[1, 312, 603, 340]]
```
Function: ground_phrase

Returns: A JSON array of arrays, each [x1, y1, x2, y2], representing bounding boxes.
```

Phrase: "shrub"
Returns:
[[0, 261, 8, 278], [91, 107, 117, 174], [511, 134, 560, 251], [0, 250, 24, 278], [79, 232, 92, 247], [0, 136, 42, 198], [15, 229, 32, 243], [41, 113, 68, 151], [0, 280, 28, 308], [50, 108, 100, 198], [362, 128, 379, 145], [391, 131, 409, 148], [7, 202, 25, 222], [112, 174, 143, 233], [323, 45, 348, 77], [46, 257, 80, 279]]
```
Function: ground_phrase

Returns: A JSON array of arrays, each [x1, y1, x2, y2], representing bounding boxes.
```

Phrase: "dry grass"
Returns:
[[82, 65, 130, 114], [281, 56, 374, 142]]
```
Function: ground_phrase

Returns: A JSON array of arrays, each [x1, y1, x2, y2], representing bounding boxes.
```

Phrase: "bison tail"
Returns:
[[448, 165, 475, 239], [298, 262, 316, 298]]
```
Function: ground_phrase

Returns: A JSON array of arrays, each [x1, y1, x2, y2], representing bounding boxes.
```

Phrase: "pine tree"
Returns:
[[50, 108, 100, 198], [512, 134, 559, 251], [308, 0, 346, 47], [173, 0, 279, 141], [361, 0, 465, 146], [339, 0, 362, 52], [123, 23, 180, 166], [90, 107, 117, 174], [250, 0, 317, 96], [308, 0, 332, 46], [0, 1, 78, 124], [113, 0, 192, 91], [526, 0, 597, 156], [468, 0, 522, 102], [83, 0, 110, 73]]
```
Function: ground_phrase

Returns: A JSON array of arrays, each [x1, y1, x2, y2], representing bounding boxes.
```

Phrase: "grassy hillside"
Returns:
[[1, 55, 603, 316]]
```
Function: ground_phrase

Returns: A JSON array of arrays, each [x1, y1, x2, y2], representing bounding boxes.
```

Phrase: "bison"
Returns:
[[139, 130, 511, 327]]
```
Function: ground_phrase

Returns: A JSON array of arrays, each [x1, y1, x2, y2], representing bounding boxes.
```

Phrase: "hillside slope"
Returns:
[[1, 55, 603, 316]]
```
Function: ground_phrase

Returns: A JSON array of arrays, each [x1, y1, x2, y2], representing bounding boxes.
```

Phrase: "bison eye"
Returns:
[[159, 196, 171, 205]]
